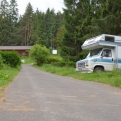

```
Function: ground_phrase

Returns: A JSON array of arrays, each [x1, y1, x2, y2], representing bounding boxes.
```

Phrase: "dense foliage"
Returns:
[[0, 54, 4, 69], [0, 51, 21, 67], [61, 0, 121, 61], [46, 55, 75, 67], [30, 44, 50, 66], [0, 0, 121, 62], [0, 1, 64, 47]]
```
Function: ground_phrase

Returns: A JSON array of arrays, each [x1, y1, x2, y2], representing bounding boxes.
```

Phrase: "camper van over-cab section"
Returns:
[[76, 34, 121, 73]]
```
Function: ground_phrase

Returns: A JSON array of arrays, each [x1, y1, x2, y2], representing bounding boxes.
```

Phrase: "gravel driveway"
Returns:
[[0, 64, 121, 121]]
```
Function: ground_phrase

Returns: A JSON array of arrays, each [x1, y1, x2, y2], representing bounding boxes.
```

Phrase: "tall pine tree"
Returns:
[[9, 0, 19, 45], [61, 0, 92, 61], [31, 9, 47, 45], [19, 2, 33, 45], [0, 0, 10, 45]]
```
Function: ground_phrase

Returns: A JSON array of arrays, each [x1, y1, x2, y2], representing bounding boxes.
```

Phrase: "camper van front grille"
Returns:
[[78, 62, 85, 68]]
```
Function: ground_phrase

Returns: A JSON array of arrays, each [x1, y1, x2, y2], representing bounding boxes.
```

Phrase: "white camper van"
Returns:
[[76, 34, 121, 73]]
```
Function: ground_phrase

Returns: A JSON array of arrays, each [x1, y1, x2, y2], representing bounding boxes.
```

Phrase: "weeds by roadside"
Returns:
[[21, 56, 35, 64], [0, 66, 21, 97], [36, 64, 121, 88]]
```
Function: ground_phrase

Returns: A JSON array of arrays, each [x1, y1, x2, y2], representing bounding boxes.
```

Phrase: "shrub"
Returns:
[[0, 51, 21, 67], [46, 55, 63, 64], [30, 44, 50, 66], [78, 50, 89, 59], [45, 55, 75, 67], [0, 54, 4, 69], [51, 60, 75, 67]]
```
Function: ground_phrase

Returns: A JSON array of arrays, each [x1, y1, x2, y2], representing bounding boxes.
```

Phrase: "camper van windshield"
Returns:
[[90, 48, 102, 57]]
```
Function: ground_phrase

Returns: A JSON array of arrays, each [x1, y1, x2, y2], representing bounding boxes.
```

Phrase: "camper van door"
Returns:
[[101, 48, 114, 71]]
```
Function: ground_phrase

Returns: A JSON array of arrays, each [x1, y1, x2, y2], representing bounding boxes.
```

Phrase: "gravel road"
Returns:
[[0, 64, 121, 121]]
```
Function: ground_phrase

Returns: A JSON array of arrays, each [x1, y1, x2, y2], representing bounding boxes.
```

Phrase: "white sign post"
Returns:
[[52, 50, 57, 55]]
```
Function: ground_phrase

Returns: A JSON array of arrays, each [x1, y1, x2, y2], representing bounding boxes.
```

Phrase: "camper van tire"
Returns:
[[94, 66, 104, 72]]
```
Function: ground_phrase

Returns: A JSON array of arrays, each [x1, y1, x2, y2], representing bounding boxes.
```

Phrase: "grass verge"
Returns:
[[21, 56, 34, 64], [36, 64, 121, 88], [0, 66, 21, 97]]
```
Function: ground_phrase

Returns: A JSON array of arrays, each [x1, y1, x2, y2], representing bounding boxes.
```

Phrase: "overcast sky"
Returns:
[[14, 0, 65, 15]]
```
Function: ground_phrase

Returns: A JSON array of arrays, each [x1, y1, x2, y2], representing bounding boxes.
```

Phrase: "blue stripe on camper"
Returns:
[[101, 59, 113, 63], [90, 58, 113, 63], [118, 60, 121, 63], [90, 58, 121, 63]]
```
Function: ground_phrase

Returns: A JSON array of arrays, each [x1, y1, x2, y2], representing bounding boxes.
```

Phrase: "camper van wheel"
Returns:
[[94, 67, 104, 72]]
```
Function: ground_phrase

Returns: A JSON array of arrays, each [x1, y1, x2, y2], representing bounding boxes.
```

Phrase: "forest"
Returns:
[[0, 0, 121, 62]]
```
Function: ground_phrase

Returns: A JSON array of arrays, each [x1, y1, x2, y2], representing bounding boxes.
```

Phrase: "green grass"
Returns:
[[36, 64, 121, 88], [0, 66, 21, 96], [21, 56, 35, 64]]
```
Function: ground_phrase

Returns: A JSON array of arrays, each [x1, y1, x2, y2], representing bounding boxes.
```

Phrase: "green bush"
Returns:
[[60, 46, 71, 56], [78, 50, 89, 59], [51, 60, 75, 67], [21, 56, 34, 64], [30, 44, 50, 66], [45, 55, 75, 67], [46, 55, 63, 64], [0, 54, 4, 69], [0, 51, 21, 67]]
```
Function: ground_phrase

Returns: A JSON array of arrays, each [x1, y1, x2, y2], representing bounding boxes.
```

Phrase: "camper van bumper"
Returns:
[[76, 67, 93, 73]]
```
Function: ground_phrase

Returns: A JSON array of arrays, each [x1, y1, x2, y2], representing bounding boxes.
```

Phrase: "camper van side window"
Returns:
[[102, 49, 112, 57], [105, 36, 114, 42]]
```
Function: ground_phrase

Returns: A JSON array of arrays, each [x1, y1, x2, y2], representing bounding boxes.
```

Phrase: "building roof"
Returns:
[[0, 46, 32, 50]]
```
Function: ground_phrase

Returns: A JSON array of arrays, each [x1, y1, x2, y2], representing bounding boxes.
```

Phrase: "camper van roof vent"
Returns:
[[105, 36, 114, 42]]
